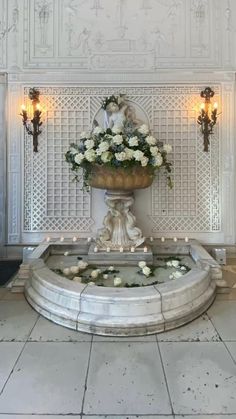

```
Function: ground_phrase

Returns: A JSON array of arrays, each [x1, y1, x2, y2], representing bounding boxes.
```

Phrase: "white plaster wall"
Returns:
[[0, 0, 236, 245]]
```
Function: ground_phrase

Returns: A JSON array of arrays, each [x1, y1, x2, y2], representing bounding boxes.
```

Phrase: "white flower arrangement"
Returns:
[[65, 121, 172, 189], [114, 277, 122, 287]]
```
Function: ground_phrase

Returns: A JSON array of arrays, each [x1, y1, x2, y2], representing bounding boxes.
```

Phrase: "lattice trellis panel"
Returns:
[[23, 86, 220, 234]]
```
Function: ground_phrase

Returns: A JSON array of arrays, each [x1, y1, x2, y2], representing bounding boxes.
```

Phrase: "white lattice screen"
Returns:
[[23, 86, 220, 234]]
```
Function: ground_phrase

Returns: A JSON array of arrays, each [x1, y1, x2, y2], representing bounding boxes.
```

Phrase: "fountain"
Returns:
[[24, 94, 221, 336]]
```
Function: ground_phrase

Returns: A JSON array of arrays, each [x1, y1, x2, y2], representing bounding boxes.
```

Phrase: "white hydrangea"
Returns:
[[115, 151, 127, 161], [114, 277, 122, 287], [113, 134, 123, 145], [124, 148, 134, 160], [84, 149, 96, 162], [145, 135, 156, 145], [142, 266, 151, 276], [138, 261, 146, 269], [101, 151, 112, 163], [96, 141, 110, 155], [153, 153, 163, 167], [74, 153, 84, 165], [93, 126, 104, 135], [112, 126, 122, 134], [141, 157, 149, 167], [163, 144, 172, 154], [85, 139, 95, 150], [70, 147, 78, 155], [150, 146, 159, 156], [138, 124, 149, 135], [128, 136, 139, 147], [133, 150, 144, 161], [78, 260, 88, 270]]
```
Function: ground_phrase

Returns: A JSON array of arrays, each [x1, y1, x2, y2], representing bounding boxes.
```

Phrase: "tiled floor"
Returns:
[[0, 291, 236, 418]]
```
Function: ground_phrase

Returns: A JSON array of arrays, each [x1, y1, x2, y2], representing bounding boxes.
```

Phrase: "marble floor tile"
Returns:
[[0, 288, 7, 299], [159, 341, 236, 414], [84, 341, 172, 415], [0, 301, 38, 341], [225, 341, 236, 363], [0, 416, 81, 419], [157, 314, 220, 342], [0, 342, 24, 391], [93, 333, 157, 342], [2, 292, 26, 301], [28, 316, 92, 342], [0, 342, 90, 414], [207, 301, 236, 340], [175, 416, 236, 419], [82, 416, 174, 419]]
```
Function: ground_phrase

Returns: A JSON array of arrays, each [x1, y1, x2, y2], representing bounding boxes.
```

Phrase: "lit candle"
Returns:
[[185, 237, 189, 243], [200, 103, 205, 111], [213, 102, 218, 110], [106, 247, 110, 253], [173, 237, 177, 242], [144, 246, 148, 253], [94, 246, 98, 253], [161, 237, 165, 242], [87, 237, 92, 242], [46, 236, 50, 242], [21, 104, 26, 111], [150, 237, 154, 242], [130, 246, 135, 253], [72, 236, 77, 242], [36, 103, 41, 111], [119, 247, 124, 253], [60, 236, 64, 242]]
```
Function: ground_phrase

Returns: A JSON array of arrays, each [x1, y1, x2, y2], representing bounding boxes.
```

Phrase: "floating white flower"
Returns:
[[113, 134, 123, 145], [84, 149, 96, 162], [73, 276, 82, 282], [142, 266, 151, 276], [64, 251, 69, 256], [145, 135, 156, 146], [166, 261, 172, 267], [115, 151, 127, 161], [63, 268, 71, 276], [169, 274, 174, 280], [103, 274, 108, 279], [180, 266, 187, 271], [150, 146, 159, 156], [163, 144, 172, 154], [74, 153, 84, 165], [108, 266, 114, 271], [128, 136, 139, 147], [84, 139, 95, 150], [172, 260, 180, 268], [138, 124, 149, 135], [93, 126, 104, 135], [138, 261, 146, 269], [114, 277, 122, 287], [70, 266, 79, 275], [88, 281, 95, 285], [141, 157, 149, 167], [133, 150, 144, 161], [172, 271, 183, 279], [77, 260, 88, 270], [101, 151, 112, 163], [91, 269, 100, 279]]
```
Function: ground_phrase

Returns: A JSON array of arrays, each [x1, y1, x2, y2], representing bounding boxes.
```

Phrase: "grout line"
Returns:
[[0, 313, 40, 397], [156, 337, 175, 416], [80, 334, 93, 416]]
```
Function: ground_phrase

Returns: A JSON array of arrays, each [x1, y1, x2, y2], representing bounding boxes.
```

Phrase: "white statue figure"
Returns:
[[102, 95, 143, 133]]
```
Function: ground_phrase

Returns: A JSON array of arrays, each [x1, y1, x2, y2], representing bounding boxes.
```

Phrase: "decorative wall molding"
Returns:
[[0, 74, 6, 253], [0, 0, 7, 69]]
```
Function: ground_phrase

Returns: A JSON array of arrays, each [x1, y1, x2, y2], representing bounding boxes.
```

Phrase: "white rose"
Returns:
[[128, 136, 139, 147], [142, 266, 151, 277], [172, 260, 179, 268], [124, 148, 134, 160], [133, 150, 144, 161], [101, 151, 112, 163], [80, 131, 88, 138], [112, 126, 122, 134], [97, 141, 109, 154], [73, 276, 82, 282], [103, 274, 108, 279], [63, 268, 71, 276], [113, 134, 123, 145], [70, 147, 78, 155], [150, 146, 159, 156], [138, 261, 146, 269], [74, 153, 84, 165], [78, 260, 88, 270], [114, 277, 122, 287], [153, 153, 163, 167], [146, 135, 156, 145], [163, 144, 172, 154], [85, 139, 95, 150], [138, 124, 149, 135], [70, 266, 79, 275], [84, 149, 96, 162], [173, 271, 183, 279], [141, 157, 149, 167], [91, 269, 100, 279], [93, 126, 104, 135], [108, 266, 114, 271], [115, 151, 127, 161]]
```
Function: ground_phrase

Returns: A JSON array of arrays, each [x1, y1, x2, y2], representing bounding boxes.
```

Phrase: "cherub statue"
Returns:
[[102, 94, 127, 131]]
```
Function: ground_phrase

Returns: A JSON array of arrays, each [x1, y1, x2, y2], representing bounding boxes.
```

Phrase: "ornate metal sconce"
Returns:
[[20, 88, 42, 152], [197, 87, 218, 152]]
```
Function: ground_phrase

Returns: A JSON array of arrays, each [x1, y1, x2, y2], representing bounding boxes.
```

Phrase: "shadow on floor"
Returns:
[[0, 260, 22, 286]]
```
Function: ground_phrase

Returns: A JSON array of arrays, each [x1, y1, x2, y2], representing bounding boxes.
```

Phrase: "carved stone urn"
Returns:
[[89, 165, 154, 250]]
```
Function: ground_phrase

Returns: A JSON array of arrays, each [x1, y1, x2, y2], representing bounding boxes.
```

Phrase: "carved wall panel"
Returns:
[[0, 0, 7, 68], [22, 85, 221, 239]]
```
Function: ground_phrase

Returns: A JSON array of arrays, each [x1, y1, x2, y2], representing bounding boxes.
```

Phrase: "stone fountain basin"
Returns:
[[24, 240, 220, 336]]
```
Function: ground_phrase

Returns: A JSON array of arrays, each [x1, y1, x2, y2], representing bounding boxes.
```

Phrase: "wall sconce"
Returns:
[[197, 87, 218, 152], [20, 87, 42, 153]]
